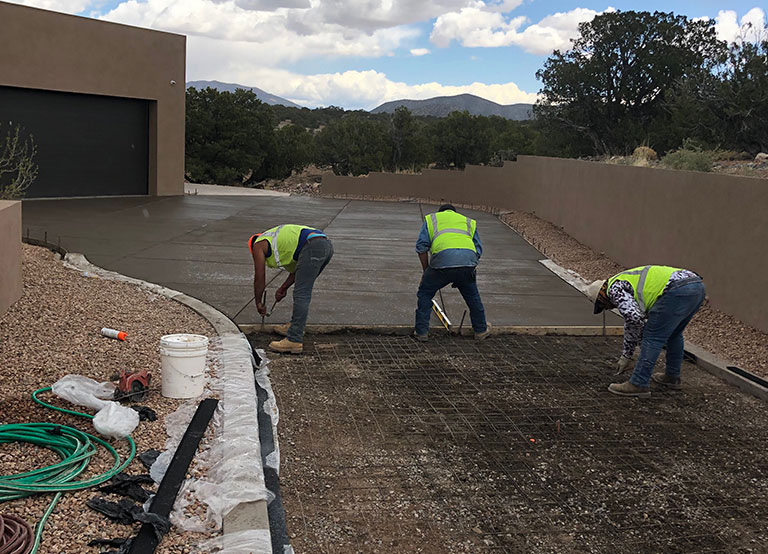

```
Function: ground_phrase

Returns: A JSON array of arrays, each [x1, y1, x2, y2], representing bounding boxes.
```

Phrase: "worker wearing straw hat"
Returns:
[[587, 265, 705, 398]]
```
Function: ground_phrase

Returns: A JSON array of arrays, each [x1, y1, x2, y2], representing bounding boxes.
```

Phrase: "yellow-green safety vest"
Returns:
[[608, 265, 681, 315], [254, 224, 312, 273], [426, 210, 477, 255]]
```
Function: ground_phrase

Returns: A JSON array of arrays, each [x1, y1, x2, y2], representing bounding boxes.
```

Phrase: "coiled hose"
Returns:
[[0, 387, 136, 554]]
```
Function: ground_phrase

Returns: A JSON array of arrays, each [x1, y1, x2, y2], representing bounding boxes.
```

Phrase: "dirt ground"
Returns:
[[0, 245, 216, 553], [253, 333, 768, 554]]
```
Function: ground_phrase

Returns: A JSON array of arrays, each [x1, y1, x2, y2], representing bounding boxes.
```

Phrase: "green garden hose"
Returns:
[[0, 387, 136, 553]]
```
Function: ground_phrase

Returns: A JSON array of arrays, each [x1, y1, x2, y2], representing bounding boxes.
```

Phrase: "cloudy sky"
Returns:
[[8, 0, 766, 109]]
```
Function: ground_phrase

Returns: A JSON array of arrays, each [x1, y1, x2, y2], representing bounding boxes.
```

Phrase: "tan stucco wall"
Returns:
[[0, 1, 185, 195], [0, 201, 22, 318], [324, 156, 768, 333]]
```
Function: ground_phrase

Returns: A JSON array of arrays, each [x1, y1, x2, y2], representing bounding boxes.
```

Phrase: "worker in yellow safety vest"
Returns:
[[587, 265, 705, 398], [249, 224, 333, 354], [414, 204, 491, 341]]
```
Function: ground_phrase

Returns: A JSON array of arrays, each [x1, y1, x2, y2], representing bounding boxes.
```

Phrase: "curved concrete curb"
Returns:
[[685, 344, 768, 402], [62, 253, 272, 552]]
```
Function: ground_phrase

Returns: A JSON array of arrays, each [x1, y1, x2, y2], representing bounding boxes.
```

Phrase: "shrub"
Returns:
[[632, 146, 658, 163], [0, 123, 38, 200], [661, 149, 713, 172]]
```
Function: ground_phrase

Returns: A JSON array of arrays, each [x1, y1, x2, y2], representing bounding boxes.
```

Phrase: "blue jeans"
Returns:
[[415, 266, 487, 335], [287, 238, 333, 343], [630, 280, 706, 387]]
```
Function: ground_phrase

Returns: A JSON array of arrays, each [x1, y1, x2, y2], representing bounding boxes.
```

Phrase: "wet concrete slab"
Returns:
[[22, 195, 621, 328]]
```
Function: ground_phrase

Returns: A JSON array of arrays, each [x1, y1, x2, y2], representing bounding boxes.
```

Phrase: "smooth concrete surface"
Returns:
[[22, 195, 621, 328], [325, 156, 768, 334], [0, 201, 22, 317], [184, 183, 289, 197], [1, 2, 185, 196]]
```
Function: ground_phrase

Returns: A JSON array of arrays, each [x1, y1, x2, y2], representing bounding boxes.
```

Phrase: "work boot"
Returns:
[[273, 322, 291, 337], [608, 380, 651, 398], [413, 331, 428, 342], [652, 373, 682, 390], [474, 322, 493, 341], [268, 338, 303, 354]]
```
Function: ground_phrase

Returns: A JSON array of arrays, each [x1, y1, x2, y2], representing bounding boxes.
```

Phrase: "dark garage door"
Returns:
[[0, 85, 149, 198]]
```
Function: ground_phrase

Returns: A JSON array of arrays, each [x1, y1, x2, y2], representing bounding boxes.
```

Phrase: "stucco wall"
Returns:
[[0, 201, 22, 318], [323, 156, 768, 333], [0, 2, 185, 196]]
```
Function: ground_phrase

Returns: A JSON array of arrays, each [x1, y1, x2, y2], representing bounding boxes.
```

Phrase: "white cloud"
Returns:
[[715, 8, 766, 44], [410, 48, 430, 56], [431, 6, 615, 55]]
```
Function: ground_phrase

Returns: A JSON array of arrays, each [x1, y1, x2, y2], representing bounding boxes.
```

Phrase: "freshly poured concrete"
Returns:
[[22, 195, 620, 328]]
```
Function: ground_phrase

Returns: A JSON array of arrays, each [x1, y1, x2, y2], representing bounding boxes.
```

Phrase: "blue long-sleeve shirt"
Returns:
[[415, 221, 483, 269]]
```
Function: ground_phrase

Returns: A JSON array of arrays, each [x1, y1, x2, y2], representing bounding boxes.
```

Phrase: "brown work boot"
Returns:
[[273, 322, 291, 337], [268, 338, 303, 354], [652, 373, 682, 390], [412, 331, 428, 342], [474, 322, 492, 341], [608, 380, 650, 398]]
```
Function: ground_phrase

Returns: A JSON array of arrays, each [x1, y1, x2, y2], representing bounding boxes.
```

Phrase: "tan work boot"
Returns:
[[652, 373, 682, 390], [273, 322, 291, 337], [268, 338, 303, 354], [475, 322, 492, 341], [608, 380, 650, 398]]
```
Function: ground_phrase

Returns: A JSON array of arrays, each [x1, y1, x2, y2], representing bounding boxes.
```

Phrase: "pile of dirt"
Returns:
[[257, 165, 333, 195]]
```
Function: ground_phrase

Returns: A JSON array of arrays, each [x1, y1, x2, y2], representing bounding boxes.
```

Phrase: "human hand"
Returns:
[[256, 301, 267, 316], [616, 355, 633, 374], [275, 287, 287, 302]]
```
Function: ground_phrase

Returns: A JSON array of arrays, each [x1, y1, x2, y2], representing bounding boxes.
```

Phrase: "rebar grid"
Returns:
[[262, 334, 768, 554]]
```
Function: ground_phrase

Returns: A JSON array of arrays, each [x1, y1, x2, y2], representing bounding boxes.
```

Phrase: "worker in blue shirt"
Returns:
[[414, 204, 491, 341]]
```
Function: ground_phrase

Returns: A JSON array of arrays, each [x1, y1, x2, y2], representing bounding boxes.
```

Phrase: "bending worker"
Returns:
[[249, 224, 333, 354], [414, 204, 491, 341], [587, 265, 705, 398]]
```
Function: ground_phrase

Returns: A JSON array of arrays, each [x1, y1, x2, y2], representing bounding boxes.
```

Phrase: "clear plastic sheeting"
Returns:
[[51, 375, 139, 438], [253, 348, 281, 473], [194, 529, 272, 554], [155, 332, 271, 548]]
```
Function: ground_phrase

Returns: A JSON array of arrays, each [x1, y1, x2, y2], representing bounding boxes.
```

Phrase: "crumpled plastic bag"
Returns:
[[93, 402, 140, 439], [52, 374, 115, 411]]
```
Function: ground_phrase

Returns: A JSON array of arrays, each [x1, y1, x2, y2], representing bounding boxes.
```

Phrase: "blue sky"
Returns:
[[10, 0, 766, 109]]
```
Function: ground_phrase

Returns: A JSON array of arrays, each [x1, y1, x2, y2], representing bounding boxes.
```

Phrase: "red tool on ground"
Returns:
[[114, 368, 151, 401]]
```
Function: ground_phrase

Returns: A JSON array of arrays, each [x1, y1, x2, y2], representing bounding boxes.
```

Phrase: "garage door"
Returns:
[[0, 85, 149, 198]]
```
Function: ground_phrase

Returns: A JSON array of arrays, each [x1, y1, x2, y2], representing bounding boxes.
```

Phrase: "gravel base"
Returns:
[[0, 244, 216, 553], [500, 211, 768, 378]]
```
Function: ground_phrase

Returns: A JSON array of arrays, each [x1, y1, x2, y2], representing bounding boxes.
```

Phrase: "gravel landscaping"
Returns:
[[0, 245, 216, 553]]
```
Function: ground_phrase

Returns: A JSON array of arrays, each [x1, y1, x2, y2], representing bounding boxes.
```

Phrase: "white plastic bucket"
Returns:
[[159, 334, 209, 399]]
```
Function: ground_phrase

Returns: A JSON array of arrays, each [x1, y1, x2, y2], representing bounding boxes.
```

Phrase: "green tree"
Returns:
[[535, 10, 726, 155], [0, 122, 38, 200], [263, 124, 315, 179], [429, 111, 491, 168], [387, 107, 430, 171], [315, 115, 390, 175], [185, 87, 276, 184]]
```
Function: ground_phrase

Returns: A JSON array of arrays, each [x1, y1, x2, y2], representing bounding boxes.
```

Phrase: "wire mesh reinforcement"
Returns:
[[254, 334, 768, 554]]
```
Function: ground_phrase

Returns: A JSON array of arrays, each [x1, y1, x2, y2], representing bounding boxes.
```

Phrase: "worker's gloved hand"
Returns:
[[275, 287, 287, 302], [256, 301, 267, 316], [616, 355, 633, 374]]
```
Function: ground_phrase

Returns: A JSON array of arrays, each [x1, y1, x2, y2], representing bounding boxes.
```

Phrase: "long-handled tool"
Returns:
[[431, 298, 452, 331], [260, 290, 279, 332]]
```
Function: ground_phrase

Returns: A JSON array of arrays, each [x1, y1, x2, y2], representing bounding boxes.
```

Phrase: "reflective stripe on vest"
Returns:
[[426, 211, 476, 255], [254, 224, 310, 270], [608, 265, 680, 314]]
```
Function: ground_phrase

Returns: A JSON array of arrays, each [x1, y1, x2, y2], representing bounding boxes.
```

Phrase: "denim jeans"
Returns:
[[415, 266, 487, 335], [287, 238, 333, 343], [629, 280, 706, 387]]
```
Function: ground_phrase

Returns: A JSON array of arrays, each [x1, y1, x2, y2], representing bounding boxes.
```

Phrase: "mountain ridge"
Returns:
[[371, 93, 533, 120], [186, 80, 301, 108]]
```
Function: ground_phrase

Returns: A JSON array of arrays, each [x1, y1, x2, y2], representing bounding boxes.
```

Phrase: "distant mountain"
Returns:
[[186, 80, 301, 108], [371, 93, 533, 120]]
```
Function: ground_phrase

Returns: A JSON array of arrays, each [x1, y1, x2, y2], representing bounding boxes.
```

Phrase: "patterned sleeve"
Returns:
[[608, 281, 645, 357]]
